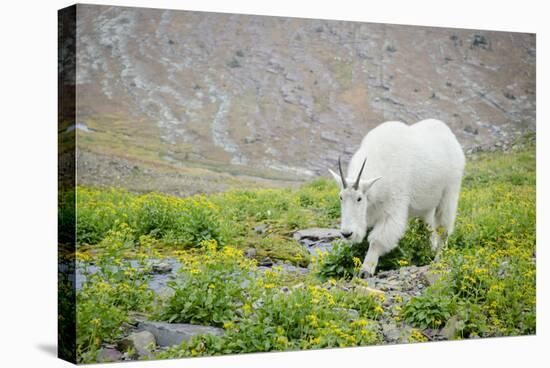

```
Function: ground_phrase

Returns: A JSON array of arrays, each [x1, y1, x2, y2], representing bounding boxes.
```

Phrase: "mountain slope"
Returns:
[[72, 4, 535, 192]]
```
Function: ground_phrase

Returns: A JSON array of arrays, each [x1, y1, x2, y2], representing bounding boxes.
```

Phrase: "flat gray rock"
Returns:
[[138, 321, 224, 347], [293, 228, 342, 241]]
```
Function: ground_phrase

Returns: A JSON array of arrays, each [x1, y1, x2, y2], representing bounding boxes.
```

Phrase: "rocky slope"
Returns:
[[71, 4, 535, 191]]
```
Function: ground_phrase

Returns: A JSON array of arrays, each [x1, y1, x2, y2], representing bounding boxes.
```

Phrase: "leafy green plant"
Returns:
[[402, 290, 453, 329], [314, 240, 365, 280], [315, 219, 434, 279], [377, 218, 434, 270], [157, 240, 255, 326]]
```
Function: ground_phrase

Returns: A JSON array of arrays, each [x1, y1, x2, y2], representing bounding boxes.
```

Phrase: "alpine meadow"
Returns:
[[58, 4, 536, 364], [61, 135, 535, 363]]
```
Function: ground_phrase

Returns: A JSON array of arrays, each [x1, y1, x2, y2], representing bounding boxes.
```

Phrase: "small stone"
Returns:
[[472, 34, 489, 49], [364, 277, 377, 287], [258, 257, 273, 267], [333, 307, 360, 320], [381, 323, 401, 342], [355, 285, 385, 297], [96, 348, 123, 362], [127, 311, 148, 325], [423, 271, 443, 286], [281, 286, 290, 293], [441, 315, 460, 339], [320, 131, 339, 143], [151, 262, 172, 274], [245, 248, 257, 258], [118, 330, 156, 356], [253, 223, 269, 234], [377, 280, 402, 291], [423, 328, 441, 340]]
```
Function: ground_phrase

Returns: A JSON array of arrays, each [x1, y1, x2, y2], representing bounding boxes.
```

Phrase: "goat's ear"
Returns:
[[328, 169, 343, 189], [359, 176, 382, 193]]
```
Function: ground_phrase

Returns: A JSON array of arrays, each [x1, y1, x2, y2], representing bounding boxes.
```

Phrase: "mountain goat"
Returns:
[[328, 119, 465, 277]]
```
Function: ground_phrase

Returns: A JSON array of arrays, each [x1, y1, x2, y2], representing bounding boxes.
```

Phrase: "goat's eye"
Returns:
[[357, 197, 362, 202], [339, 196, 343, 201]]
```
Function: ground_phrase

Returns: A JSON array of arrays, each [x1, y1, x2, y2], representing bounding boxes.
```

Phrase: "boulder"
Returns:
[[138, 321, 224, 347], [118, 330, 156, 356]]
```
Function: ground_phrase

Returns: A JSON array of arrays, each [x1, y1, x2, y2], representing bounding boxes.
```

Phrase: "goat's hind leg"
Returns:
[[423, 208, 442, 253], [433, 184, 461, 260]]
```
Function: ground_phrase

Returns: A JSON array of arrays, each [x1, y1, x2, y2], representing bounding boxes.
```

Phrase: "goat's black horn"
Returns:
[[353, 158, 367, 190], [338, 156, 347, 189]]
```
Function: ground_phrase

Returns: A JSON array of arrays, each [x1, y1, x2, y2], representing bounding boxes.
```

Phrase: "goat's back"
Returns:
[[348, 119, 464, 209]]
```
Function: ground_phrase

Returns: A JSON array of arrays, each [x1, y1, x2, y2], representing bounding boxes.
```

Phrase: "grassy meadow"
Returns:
[[63, 141, 535, 363]]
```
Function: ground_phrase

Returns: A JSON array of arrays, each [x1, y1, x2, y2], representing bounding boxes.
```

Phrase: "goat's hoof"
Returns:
[[358, 268, 374, 279]]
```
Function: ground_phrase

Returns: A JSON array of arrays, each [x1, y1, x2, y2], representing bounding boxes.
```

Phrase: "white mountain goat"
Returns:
[[328, 119, 465, 277]]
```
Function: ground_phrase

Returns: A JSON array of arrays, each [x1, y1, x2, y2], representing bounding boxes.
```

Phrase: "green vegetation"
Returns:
[[402, 289, 452, 329], [403, 144, 536, 338], [156, 241, 381, 357], [315, 218, 435, 280], [75, 225, 158, 361], [71, 142, 535, 362]]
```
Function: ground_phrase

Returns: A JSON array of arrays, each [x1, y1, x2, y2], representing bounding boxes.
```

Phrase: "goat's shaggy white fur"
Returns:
[[329, 119, 465, 276]]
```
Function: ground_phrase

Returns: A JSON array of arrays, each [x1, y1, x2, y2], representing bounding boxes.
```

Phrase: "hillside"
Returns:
[[68, 4, 535, 194]]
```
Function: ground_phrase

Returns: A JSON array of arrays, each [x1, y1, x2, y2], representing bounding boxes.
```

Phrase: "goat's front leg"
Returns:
[[358, 210, 408, 278], [358, 241, 384, 278]]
